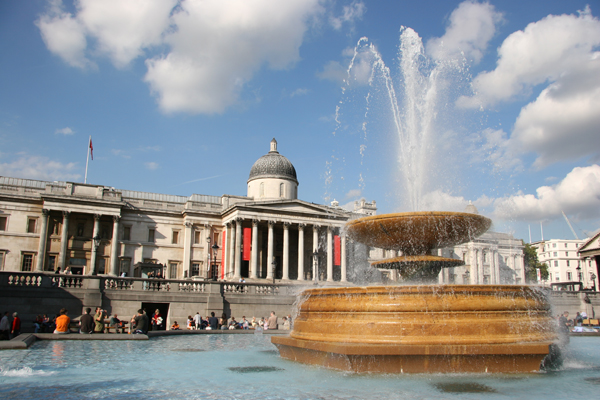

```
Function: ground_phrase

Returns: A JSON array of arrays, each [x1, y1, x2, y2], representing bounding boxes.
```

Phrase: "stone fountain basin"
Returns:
[[272, 285, 557, 373], [346, 211, 492, 254]]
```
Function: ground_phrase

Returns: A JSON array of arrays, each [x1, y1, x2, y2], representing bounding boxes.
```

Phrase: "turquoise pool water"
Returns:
[[1, 334, 599, 399]]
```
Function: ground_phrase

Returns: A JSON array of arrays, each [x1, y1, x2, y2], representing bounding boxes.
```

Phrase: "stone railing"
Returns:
[[0, 272, 296, 297]]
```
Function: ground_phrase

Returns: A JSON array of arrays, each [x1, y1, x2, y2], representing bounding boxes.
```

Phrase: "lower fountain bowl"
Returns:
[[272, 285, 558, 373]]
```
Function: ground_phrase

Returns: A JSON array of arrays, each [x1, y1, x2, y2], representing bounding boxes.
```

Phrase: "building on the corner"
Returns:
[[0, 139, 377, 282], [577, 232, 600, 291], [532, 238, 592, 288]]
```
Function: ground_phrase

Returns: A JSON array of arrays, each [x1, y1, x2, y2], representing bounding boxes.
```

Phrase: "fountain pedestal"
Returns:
[[272, 285, 556, 373]]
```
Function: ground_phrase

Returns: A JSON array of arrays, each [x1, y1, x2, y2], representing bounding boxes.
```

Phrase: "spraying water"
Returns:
[[333, 27, 471, 211]]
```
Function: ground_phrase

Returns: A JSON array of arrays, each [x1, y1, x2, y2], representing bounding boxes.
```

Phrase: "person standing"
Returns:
[[79, 308, 94, 334], [268, 311, 278, 330], [151, 309, 163, 331], [94, 307, 105, 333], [193, 312, 201, 330], [11, 312, 21, 338], [54, 309, 71, 334], [0, 312, 11, 340]]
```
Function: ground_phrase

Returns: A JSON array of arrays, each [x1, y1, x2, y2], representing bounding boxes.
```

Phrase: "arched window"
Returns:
[[259, 182, 264, 198]]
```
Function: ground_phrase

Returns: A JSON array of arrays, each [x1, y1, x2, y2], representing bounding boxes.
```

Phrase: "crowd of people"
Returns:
[[1, 307, 291, 338], [174, 311, 292, 331]]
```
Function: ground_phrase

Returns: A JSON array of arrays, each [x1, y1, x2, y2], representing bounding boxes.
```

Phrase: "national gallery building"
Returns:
[[0, 138, 525, 284]]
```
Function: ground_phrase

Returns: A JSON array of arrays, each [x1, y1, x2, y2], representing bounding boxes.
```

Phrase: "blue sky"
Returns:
[[1, 0, 599, 243]]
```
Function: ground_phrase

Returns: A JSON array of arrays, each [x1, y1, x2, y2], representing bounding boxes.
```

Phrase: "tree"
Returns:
[[523, 242, 549, 283]]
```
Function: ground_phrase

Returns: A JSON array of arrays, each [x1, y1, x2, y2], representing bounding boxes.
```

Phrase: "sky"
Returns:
[[1, 0, 599, 244]]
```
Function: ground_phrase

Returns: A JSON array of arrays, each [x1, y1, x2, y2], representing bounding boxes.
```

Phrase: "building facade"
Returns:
[[533, 239, 592, 287], [0, 139, 376, 283]]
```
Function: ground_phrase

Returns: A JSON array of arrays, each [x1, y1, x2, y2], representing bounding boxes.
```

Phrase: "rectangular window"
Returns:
[[172, 230, 179, 244], [47, 255, 56, 272], [77, 223, 85, 237], [554, 261, 559, 267], [191, 263, 200, 276], [566, 252, 569, 257], [567, 272, 572, 280], [0, 216, 7, 231], [555, 273, 560, 281], [27, 218, 37, 233], [97, 258, 106, 274], [194, 230, 201, 244], [120, 258, 131, 276], [123, 226, 131, 241], [148, 229, 155, 242], [169, 262, 178, 279], [21, 253, 34, 271], [567, 260, 570, 267], [565, 243, 568, 248], [0, 252, 5, 270], [553, 252, 557, 257]]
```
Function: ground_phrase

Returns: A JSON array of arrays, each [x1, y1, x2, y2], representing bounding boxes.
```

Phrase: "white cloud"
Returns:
[[55, 127, 74, 135], [143, 0, 324, 114], [290, 88, 309, 98], [344, 188, 362, 199], [0, 153, 80, 181], [37, 0, 326, 114], [144, 162, 159, 170], [76, 0, 176, 68], [458, 6, 600, 109], [426, 1, 503, 63], [492, 164, 600, 222], [111, 149, 131, 159], [36, 0, 91, 69], [329, 1, 365, 31], [317, 60, 347, 83]]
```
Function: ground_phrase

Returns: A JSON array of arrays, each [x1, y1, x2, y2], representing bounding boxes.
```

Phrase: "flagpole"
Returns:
[[84, 135, 91, 184]]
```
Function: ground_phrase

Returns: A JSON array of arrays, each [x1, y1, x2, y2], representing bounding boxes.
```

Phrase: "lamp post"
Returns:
[[591, 273, 597, 291], [271, 259, 277, 285], [211, 243, 219, 281], [312, 250, 319, 285], [92, 235, 101, 275], [576, 265, 582, 282], [464, 268, 470, 285]]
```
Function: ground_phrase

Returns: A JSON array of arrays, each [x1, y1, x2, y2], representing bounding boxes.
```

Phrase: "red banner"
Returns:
[[221, 231, 226, 279], [243, 227, 251, 261], [334, 235, 341, 266]]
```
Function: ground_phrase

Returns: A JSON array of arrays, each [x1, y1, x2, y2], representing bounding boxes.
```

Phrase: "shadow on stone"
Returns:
[[434, 382, 498, 393], [228, 366, 284, 373]]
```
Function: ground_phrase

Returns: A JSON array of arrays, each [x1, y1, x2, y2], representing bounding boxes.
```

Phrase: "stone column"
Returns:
[[89, 214, 101, 275], [340, 232, 347, 282], [35, 209, 50, 272], [183, 222, 192, 279], [225, 221, 235, 279], [493, 250, 500, 284], [297, 224, 305, 281], [477, 249, 484, 284], [282, 222, 290, 280], [267, 221, 274, 280], [234, 218, 242, 279], [58, 211, 70, 271], [327, 226, 333, 282], [250, 219, 259, 279], [109, 216, 120, 276], [312, 225, 319, 283]]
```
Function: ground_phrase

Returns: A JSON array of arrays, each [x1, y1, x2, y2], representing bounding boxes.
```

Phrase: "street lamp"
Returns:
[[93, 235, 101, 250], [464, 268, 470, 284], [211, 243, 219, 281], [271, 259, 277, 285], [591, 273, 597, 291], [312, 250, 319, 285], [576, 264, 582, 282]]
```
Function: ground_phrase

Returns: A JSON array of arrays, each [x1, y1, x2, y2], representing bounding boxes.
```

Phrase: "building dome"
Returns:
[[248, 139, 298, 184], [247, 139, 298, 200]]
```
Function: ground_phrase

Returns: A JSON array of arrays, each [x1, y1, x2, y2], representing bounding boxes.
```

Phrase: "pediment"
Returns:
[[225, 199, 351, 222], [579, 230, 600, 254]]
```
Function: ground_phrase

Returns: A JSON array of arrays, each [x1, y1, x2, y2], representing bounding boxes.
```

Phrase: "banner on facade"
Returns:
[[243, 228, 251, 261]]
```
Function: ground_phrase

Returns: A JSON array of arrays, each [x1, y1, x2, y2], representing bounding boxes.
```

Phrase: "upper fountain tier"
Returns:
[[346, 211, 491, 255]]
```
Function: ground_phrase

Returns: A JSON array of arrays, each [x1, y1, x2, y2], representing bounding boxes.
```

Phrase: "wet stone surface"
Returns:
[[170, 348, 205, 352]]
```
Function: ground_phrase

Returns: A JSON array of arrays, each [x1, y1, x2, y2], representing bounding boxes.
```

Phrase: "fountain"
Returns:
[[271, 28, 558, 373], [272, 211, 557, 373]]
